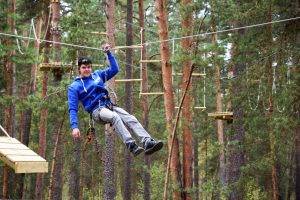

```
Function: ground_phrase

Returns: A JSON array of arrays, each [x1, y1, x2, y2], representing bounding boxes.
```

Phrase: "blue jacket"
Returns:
[[68, 52, 119, 129]]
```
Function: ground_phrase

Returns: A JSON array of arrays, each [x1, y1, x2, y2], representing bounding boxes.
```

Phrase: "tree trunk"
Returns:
[[138, 0, 151, 199], [33, 14, 46, 200], [211, 15, 226, 189], [180, 0, 194, 199], [226, 22, 245, 200], [48, 111, 66, 200], [123, 0, 133, 199], [296, 126, 300, 200], [35, 3, 51, 198], [69, 140, 81, 200], [16, 84, 27, 199], [51, 0, 62, 81], [2, 0, 16, 199], [193, 117, 200, 200], [156, 0, 182, 199], [103, 0, 117, 199], [265, 3, 278, 200]]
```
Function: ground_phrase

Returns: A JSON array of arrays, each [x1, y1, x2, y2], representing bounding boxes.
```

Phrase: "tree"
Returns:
[[180, 0, 194, 199], [156, 0, 182, 199], [103, 0, 117, 199], [226, 26, 245, 200], [2, 0, 16, 199], [35, 3, 51, 198], [138, 0, 151, 199], [210, 3, 226, 194], [122, 0, 133, 199]]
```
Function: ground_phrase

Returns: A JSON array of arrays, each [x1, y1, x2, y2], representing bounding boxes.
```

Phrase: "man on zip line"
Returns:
[[68, 43, 163, 156]]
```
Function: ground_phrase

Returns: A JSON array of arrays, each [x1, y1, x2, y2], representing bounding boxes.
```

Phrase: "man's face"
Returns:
[[79, 64, 92, 77]]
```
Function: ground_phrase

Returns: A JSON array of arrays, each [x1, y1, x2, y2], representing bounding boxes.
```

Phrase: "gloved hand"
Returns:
[[101, 43, 111, 53]]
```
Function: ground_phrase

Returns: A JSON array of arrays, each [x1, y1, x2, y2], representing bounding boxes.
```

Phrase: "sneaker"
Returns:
[[127, 142, 144, 157], [144, 139, 163, 155]]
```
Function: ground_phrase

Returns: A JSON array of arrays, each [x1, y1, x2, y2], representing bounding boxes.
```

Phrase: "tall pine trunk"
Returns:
[[2, 0, 16, 199], [156, 0, 182, 199], [48, 1, 65, 199], [138, 0, 151, 199], [52, 0, 62, 82], [180, 0, 194, 199], [33, 13, 47, 200], [123, 0, 133, 199], [211, 12, 226, 189], [265, 3, 278, 200], [103, 0, 117, 199], [226, 23, 245, 200]]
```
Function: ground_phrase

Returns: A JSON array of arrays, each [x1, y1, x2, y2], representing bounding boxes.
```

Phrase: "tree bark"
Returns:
[[211, 13, 226, 189], [266, 3, 278, 199], [123, 0, 133, 199], [296, 126, 300, 200], [33, 13, 47, 200], [138, 0, 151, 199], [48, 111, 67, 200], [226, 21, 246, 200], [35, 2, 51, 198], [103, 0, 117, 199], [51, 0, 63, 81], [2, 0, 16, 199], [180, 0, 194, 199], [156, 0, 182, 199]]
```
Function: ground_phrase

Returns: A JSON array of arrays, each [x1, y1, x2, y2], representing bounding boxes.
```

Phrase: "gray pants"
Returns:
[[92, 106, 151, 145]]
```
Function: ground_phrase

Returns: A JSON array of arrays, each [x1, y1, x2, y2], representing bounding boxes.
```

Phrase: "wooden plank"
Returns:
[[0, 137, 19, 143], [0, 143, 29, 150], [90, 31, 107, 35], [139, 60, 161, 63], [115, 79, 142, 83], [208, 112, 233, 120], [0, 149, 38, 156], [194, 107, 207, 110], [0, 136, 48, 173], [175, 106, 207, 109], [0, 154, 16, 170], [173, 73, 206, 77], [113, 45, 143, 49], [15, 161, 48, 173], [39, 63, 74, 72], [7, 155, 46, 162], [140, 92, 164, 95]]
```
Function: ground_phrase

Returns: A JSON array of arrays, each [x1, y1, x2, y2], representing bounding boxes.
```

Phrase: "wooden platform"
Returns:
[[39, 63, 74, 72], [208, 112, 233, 121], [0, 137, 48, 173]]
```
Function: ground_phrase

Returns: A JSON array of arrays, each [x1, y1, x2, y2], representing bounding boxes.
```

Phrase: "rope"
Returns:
[[0, 16, 299, 51], [0, 124, 12, 138], [15, 29, 25, 55]]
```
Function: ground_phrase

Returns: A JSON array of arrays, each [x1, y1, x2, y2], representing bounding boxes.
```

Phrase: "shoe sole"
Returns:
[[133, 148, 144, 157], [145, 141, 163, 155]]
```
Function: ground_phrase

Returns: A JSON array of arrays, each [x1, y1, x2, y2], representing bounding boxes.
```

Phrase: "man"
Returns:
[[68, 44, 163, 156]]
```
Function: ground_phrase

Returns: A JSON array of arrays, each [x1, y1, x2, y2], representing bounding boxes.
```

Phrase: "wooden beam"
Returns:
[[208, 112, 233, 120], [115, 79, 142, 83], [175, 106, 206, 109], [39, 63, 74, 72], [0, 136, 48, 173], [90, 31, 107, 35], [113, 45, 143, 49], [139, 92, 164, 95], [172, 73, 206, 77], [139, 60, 161, 63], [194, 106, 207, 110]]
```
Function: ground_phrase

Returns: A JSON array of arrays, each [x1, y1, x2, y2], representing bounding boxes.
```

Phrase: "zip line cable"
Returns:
[[0, 16, 299, 51]]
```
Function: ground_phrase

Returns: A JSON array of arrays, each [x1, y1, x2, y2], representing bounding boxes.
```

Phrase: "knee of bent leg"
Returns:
[[111, 112, 121, 124]]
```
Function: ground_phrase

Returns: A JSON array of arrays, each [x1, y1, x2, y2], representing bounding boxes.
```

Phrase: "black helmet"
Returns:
[[78, 57, 92, 66]]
